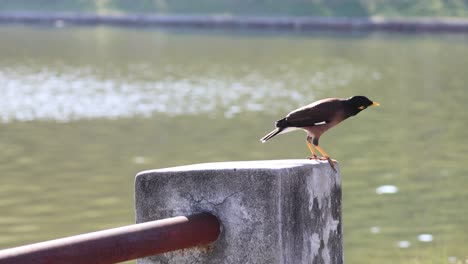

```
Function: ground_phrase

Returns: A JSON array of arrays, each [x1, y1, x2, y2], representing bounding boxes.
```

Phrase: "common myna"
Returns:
[[260, 96, 379, 171]]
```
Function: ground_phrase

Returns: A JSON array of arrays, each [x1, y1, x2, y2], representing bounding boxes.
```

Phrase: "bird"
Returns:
[[260, 96, 379, 171]]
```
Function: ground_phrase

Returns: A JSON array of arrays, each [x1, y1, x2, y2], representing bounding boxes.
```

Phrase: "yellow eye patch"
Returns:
[[358, 106, 366, 110]]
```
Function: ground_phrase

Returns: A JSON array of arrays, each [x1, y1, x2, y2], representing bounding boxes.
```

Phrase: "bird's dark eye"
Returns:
[[358, 106, 365, 110]]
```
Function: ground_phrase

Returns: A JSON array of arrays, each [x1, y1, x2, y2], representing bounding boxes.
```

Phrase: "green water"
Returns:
[[0, 25, 467, 263]]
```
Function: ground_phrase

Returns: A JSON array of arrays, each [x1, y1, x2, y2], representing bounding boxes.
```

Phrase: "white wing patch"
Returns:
[[314, 121, 327, 126]]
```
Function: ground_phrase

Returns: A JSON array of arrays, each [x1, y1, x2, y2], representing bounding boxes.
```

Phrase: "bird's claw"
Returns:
[[320, 157, 337, 163], [325, 157, 337, 173], [306, 156, 337, 172]]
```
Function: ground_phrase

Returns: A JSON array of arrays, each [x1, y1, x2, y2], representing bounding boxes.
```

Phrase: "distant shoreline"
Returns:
[[1, 12, 468, 32]]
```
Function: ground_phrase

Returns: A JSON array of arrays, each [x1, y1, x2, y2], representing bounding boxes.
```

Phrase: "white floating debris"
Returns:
[[397, 240, 411, 248], [447, 256, 457, 264], [370, 226, 381, 234], [417, 234, 433, 242], [133, 156, 146, 164], [376, 185, 398, 194]]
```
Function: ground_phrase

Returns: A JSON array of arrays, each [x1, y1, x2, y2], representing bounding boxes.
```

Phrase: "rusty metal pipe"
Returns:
[[0, 212, 220, 264]]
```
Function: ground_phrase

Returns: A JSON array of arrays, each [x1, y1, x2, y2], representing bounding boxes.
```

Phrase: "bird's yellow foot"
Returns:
[[318, 157, 337, 162], [307, 155, 318, 160]]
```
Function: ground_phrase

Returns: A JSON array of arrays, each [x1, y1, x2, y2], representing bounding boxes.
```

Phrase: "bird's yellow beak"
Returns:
[[372, 101, 380, 106]]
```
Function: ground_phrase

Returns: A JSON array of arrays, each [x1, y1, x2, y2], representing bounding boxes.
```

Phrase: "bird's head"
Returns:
[[346, 96, 379, 116]]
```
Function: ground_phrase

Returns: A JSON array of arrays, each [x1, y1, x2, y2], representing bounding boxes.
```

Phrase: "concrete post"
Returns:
[[134, 160, 343, 264]]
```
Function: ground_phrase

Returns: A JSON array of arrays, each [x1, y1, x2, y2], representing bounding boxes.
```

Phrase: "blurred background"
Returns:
[[1, 0, 468, 17], [0, 1, 467, 264]]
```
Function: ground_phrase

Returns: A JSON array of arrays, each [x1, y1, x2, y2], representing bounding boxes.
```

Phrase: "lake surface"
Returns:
[[0, 25, 467, 263]]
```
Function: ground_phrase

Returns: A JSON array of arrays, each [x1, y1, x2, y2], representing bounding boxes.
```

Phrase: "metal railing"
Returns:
[[0, 212, 220, 264]]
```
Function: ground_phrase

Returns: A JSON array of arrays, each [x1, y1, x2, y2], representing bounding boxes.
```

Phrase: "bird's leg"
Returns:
[[314, 145, 331, 160], [306, 137, 318, 159], [314, 145, 337, 172]]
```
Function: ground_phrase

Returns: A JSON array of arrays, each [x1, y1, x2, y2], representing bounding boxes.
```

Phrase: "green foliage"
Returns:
[[0, 0, 96, 12], [0, 0, 467, 17], [363, 0, 468, 17]]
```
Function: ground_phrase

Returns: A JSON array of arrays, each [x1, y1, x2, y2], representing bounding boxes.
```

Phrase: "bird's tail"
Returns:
[[260, 127, 284, 143]]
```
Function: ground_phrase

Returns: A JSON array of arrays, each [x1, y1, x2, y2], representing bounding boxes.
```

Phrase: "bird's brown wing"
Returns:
[[285, 98, 342, 127]]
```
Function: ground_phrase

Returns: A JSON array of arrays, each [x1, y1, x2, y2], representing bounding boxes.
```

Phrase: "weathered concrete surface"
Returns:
[[135, 160, 342, 264]]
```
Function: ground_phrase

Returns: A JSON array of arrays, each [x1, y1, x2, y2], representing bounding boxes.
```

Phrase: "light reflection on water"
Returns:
[[0, 66, 293, 121], [0, 62, 377, 122]]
